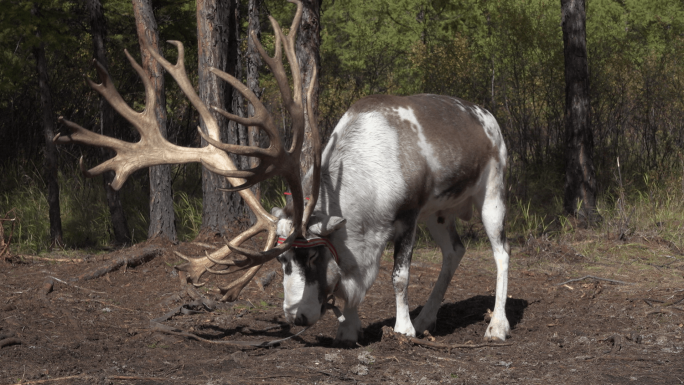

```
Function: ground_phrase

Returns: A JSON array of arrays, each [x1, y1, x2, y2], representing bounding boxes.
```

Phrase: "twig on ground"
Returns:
[[555, 276, 633, 286], [409, 337, 512, 351], [0, 337, 21, 348], [48, 276, 106, 294], [11, 375, 87, 384], [646, 309, 674, 316], [82, 299, 138, 313], [107, 375, 171, 381], [18, 255, 88, 263], [595, 355, 660, 361], [661, 296, 684, 307]]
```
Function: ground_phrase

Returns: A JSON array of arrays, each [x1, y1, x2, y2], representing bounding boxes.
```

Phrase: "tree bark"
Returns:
[[88, 0, 131, 246], [132, 0, 178, 241], [197, 0, 244, 236], [561, 0, 598, 223], [246, 0, 262, 207], [295, 0, 322, 180], [225, 0, 255, 225], [32, 7, 63, 248]]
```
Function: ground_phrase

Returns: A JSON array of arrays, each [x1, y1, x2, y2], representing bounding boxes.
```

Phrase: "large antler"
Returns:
[[56, 0, 320, 301]]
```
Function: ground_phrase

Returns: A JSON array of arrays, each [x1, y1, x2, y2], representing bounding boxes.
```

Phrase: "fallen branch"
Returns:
[[76, 246, 162, 281], [555, 275, 633, 286], [149, 318, 308, 348]]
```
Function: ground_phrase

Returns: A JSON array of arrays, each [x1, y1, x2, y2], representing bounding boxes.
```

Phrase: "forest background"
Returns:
[[0, 0, 683, 254]]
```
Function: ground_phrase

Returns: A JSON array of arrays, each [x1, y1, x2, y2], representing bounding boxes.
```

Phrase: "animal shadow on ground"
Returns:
[[359, 295, 529, 344]]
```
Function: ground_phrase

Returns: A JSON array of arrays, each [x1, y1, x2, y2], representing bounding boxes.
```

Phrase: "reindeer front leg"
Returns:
[[334, 303, 362, 346], [391, 212, 418, 337]]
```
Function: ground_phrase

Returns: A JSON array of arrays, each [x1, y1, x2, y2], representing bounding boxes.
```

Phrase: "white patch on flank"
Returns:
[[470, 105, 508, 169], [453, 98, 466, 111], [470, 106, 500, 146], [394, 107, 442, 172]]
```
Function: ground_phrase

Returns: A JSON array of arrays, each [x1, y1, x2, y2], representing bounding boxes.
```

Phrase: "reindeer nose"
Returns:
[[294, 314, 309, 326]]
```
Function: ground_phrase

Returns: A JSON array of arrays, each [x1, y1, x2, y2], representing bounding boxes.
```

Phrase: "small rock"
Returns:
[[577, 336, 590, 344], [496, 361, 512, 368], [351, 364, 368, 376], [358, 351, 375, 365], [231, 351, 247, 364], [656, 335, 668, 345], [325, 353, 341, 362], [381, 325, 394, 341]]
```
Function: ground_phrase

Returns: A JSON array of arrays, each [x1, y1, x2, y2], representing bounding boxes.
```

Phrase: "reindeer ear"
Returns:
[[308, 215, 346, 237], [271, 207, 285, 218]]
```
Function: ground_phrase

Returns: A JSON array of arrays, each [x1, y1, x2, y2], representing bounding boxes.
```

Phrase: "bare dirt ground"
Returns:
[[1, 232, 683, 385]]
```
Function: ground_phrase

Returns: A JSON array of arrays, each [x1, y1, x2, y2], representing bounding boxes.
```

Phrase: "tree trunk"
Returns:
[[561, 0, 598, 223], [132, 0, 178, 241], [197, 0, 242, 236], [31, 3, 63, 249], [226, 0, 255, 225], [246, 0, 262, 207], [88, 0, 131, 246], [34, 41, 63, 248], [295, 0, 322, 180]]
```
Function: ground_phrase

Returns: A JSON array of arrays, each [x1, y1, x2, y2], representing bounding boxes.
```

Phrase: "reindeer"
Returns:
[[56, 0, 511, 347]]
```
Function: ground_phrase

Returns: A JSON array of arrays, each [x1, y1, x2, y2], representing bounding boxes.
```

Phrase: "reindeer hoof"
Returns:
[[484, 317, 511, 341]]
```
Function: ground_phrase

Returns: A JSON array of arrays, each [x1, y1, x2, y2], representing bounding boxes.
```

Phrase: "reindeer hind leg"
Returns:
[[477, 166, 511, 341], [412, 211, 465, 334]]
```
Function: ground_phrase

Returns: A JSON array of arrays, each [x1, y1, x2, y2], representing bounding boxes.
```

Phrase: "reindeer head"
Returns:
[[272, 207, 345, 326]]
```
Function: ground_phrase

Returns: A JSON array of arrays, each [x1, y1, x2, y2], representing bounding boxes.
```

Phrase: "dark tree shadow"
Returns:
[[360, 295, 529, 345]]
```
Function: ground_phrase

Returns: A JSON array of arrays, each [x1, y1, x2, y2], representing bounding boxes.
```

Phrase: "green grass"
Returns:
[[2, 160, 683, 264], [0, 163, 208, 253]]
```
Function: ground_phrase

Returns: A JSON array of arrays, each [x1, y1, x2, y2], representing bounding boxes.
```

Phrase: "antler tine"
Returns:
[[301, 62, 321, 233], [85, 55, 155, 131], [142, 39, 224, 143]]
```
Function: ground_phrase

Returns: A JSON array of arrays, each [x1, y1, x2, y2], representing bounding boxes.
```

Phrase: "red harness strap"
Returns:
[[277, 236, 339, 264]]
